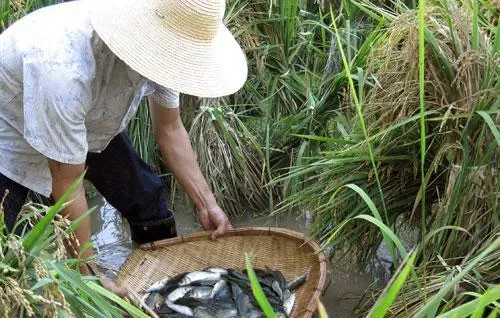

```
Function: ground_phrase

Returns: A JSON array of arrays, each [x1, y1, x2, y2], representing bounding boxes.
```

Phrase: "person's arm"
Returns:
[[48, 160, 90, 259], [148, 99, 232, 239], [47, 159, 127, 297]]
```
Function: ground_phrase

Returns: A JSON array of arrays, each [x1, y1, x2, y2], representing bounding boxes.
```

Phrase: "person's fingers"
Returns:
[[211, 219, 233, 240], [198, 209, 215, 231], [211, 224, 225, 240]]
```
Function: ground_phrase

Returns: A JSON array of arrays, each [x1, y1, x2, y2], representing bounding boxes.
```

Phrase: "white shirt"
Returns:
[[0, 1, 179, 196]]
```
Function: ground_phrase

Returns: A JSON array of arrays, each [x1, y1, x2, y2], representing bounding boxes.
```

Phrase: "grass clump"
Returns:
[[189, 101, 271, 216]]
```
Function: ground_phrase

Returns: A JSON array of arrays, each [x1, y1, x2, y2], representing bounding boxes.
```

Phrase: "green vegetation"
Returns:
[[0, 177, 147, 317], [2, 0, 499, 317], [245, 254, 278, 317], [203, 0, 499, 315]]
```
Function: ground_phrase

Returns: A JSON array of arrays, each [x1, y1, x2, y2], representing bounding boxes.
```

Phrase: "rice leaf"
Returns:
[[86, 281, 150, 318], [51, 262, 122, 318], [368, 251, 417, 318], [0, 261, 19, 273], [317, 298, 329, 318], [290, 134, 357, 144], [345, 184, 400, 261], [472, 0, 479, 49], [324, 213, 407, 260], [477, 111, 500, 146], [422, 226, 472, 245], [414, 236, 500, 317], [245, 253, 277, 318], [418, 0, 428, 238], [435, 285, 500, 318], [61, 286, 102, 318], [23, 173, 85, 251], [328, 5, 388, 227], [30, 278, 54, 291]]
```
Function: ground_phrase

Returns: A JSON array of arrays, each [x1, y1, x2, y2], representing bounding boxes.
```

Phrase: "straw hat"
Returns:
[[89, 0, 248, 98]]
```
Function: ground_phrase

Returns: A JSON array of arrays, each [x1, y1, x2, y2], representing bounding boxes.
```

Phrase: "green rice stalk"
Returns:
[[245, 253, 277, 318], [126, 101, 160, 169], [417, 0, 427, 245], [328, 5, 394, 260], [472, 0, 480, 50], [329, 5, 388, 219], [368, 251, 417, 318]]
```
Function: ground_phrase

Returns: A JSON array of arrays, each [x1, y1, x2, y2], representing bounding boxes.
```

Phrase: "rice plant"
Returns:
[[126, 100, 161, 169], [359, 228, 500, 317], [278, 0, 499, 254], [188, 102, 271, 216], [275, 0, 499, 315], [0, 181, 147, 317], [1, 0, 63, 31]]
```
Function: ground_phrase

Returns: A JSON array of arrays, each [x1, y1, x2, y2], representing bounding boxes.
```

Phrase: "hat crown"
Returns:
[[155, 0, 225, 42]]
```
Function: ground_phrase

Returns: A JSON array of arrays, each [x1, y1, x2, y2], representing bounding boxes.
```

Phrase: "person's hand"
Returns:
[[198, 204, 233, 239]]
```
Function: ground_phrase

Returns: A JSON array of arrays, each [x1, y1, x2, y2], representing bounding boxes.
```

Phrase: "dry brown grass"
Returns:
[[365, 5, 495, 132], [189, 102, 271, 216]]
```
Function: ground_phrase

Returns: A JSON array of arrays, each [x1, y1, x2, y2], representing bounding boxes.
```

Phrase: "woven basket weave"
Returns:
[[115, 227, 328, 318]]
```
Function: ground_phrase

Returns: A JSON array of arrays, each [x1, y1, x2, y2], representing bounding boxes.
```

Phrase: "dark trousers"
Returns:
[[0, 132, 177, 244]]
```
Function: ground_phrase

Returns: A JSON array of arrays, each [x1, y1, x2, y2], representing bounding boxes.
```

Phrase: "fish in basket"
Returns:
[[115, 227, 328, 317], [141, 266, 309, 317]]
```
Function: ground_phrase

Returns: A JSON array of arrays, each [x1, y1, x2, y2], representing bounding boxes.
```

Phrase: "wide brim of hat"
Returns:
[[89, 0, 248, 98]]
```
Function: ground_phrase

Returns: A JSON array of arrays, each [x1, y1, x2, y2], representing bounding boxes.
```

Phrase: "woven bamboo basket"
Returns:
[[115, 227, 328, 318]]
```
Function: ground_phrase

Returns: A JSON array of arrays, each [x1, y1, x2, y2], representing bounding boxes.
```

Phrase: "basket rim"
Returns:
[[135, 226, 328, 317]]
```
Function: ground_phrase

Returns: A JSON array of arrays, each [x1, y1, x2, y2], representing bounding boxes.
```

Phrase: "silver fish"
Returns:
[[286, 272, 308, 291], [271, 281, 283, 300], [146, 277, 170, 293], [179, 272, 222, 286], [191, 280, 220, 287], [194, 307, 216, 318], [243, 311, 265, 318], [167, 286, 192, 302], [236, 293, 252, 315], [283, 292, 296, 316], [186, 286, 213, 299], [166, 300, 194, 316], [210, 279, 227, 298], [215, 308, 238, 318], [194, 306, 238, 318], [205, 267, 229, 275], [143, 292, 164, 309], [230, 282, 243, 300], [282, 289, 291, 301]]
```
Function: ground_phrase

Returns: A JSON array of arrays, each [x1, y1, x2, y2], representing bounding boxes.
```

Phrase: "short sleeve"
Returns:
[[22, 57, 93, 164], [149, 84, 180, 108]]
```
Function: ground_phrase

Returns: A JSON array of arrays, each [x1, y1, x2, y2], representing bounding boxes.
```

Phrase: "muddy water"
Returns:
[[89, 194, 374, 318]]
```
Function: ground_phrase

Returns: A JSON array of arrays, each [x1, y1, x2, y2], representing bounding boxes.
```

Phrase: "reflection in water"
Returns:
[[89, 194, 375, 317], [90, 199, 132, 275]]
